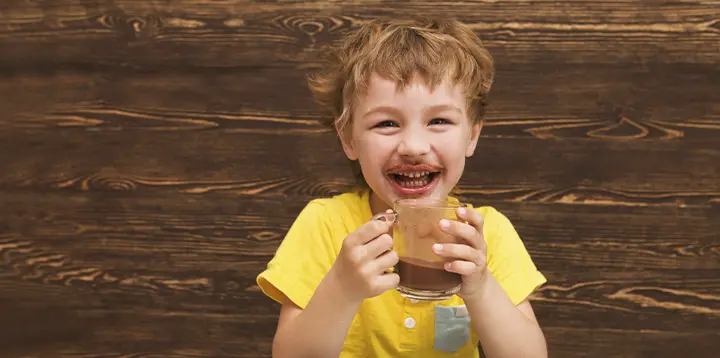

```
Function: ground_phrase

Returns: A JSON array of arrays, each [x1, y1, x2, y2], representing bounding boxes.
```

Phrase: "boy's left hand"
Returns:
[[432, 207, 489, 299]]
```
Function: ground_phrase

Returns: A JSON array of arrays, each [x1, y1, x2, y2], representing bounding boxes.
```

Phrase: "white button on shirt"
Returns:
[[404, 317, 416, 329]]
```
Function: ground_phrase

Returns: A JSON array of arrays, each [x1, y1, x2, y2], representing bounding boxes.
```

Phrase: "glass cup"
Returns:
[[375, 198, 468, 301]]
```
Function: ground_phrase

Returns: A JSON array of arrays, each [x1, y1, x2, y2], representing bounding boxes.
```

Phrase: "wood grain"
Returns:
[[2, 191, 717, 267], [543, 327, 719, 357], [1, 0, 719, 357], [2, 64, 719, 141], [1, 0, 719, 70], [1, 129, 717, 208], [0, 193, 718, 356]]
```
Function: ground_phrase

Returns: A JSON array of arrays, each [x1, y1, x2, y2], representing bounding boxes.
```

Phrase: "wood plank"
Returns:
[[1, 192, 716, 274], [2, 63, 719, 141], [1, 128, 717, 207], [1, 0, 719, 71]]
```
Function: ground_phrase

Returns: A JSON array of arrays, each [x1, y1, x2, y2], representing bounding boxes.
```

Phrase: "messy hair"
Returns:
[[307, 16, 495, 190]]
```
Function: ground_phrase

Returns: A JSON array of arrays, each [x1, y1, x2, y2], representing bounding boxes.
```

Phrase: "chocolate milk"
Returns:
[[395, 257, 461, 291]]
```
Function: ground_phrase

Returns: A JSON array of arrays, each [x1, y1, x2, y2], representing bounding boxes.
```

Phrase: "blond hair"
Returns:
[[307, 16, 495, 189]]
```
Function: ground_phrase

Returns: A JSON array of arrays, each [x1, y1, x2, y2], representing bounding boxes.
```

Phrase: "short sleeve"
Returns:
[[483, 208, 547, 305], [256, 200, 338, 309]]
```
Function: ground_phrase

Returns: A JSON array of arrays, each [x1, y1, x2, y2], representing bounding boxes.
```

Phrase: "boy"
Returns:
[[256, 17, 548, 357]]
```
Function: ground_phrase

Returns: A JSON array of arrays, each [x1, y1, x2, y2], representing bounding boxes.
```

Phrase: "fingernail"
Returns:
[[439, 219, 450, 229], [458, 207, 466, 216], [433, 243, 443, 252]]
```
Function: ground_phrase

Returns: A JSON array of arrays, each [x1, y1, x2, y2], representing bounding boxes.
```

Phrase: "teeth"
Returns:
[[396, 171, 429, 178], [391, 171, 435, 188], [398, 177, 429, 188]]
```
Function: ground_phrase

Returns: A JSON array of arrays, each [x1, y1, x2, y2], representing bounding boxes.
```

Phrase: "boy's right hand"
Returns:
[[329, 215, 400, 303]]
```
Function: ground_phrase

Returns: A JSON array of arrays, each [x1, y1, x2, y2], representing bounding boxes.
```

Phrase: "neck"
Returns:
[[369, 191, 391, 216]]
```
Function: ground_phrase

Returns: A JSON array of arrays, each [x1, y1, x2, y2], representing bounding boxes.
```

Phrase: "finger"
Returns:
[[373, 272, 400, 291], [373, 249, 399, 273], [365, 233, 394, 258], [432, 243, 481, 262], [444, 260, 479, 276], [457, 207, 484, 232], [439, 219, 484, 249], [352, 218, 393, 246]]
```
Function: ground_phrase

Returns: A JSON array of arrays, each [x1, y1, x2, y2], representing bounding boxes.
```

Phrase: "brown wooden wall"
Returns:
[[1, 1, 719, 357]]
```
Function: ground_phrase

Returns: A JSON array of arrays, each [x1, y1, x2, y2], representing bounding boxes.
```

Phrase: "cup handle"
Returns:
[[372, 210, 397, 223], [372, 210, 398, 275]]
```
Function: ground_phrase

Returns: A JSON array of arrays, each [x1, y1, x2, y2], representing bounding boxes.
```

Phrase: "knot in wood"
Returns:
[[124, 15, 161, 40], [101, 12, 162, 41], [84, 175, 137, 192], [274, 14, 347, 43]]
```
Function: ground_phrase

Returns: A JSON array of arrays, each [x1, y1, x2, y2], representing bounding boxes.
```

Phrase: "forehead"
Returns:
[[355, 72, 467, 112]]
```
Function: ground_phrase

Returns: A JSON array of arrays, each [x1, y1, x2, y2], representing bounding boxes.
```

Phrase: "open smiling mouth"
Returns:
[[386, 170, 442, 197], [389, 171, 440, 188]]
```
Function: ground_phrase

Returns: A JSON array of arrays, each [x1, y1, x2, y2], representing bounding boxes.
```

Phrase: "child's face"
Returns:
[[340, 72, 481, 208]]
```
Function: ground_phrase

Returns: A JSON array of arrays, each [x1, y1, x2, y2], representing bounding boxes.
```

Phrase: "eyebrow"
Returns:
[[427, 104, 463, 115], [362, 104, 463, 118], [362, 106, 402, 119]]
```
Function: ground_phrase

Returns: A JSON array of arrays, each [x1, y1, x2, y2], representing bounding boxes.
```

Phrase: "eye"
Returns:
[[429, 118, 452, 125], [374, 120, 398, 128]]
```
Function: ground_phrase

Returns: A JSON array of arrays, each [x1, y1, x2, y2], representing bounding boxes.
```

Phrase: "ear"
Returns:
[[336, 120, 358, 160], [465, 121, 482, 157]]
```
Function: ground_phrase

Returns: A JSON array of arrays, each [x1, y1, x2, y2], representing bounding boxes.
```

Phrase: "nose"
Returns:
[[397, 130, 430, 158]]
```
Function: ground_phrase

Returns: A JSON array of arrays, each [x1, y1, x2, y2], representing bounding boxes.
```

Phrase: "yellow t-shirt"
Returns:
[[256, 190, 546, 357]]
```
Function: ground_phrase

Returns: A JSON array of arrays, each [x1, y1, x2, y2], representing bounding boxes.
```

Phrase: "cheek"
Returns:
[[354, 136, 393, 172], [435, 139, 469, 178], [436, 136, 469, 160]]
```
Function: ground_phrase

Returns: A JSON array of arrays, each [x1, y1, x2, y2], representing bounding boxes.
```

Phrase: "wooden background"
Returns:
[[1, 0, 719, 357]]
